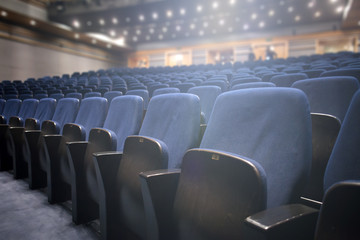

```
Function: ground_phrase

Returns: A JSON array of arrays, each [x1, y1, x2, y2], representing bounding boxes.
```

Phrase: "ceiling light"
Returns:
[[212, 2, 219, 9], [162, 27, 168, 32], [149, 28, 155, 34], [112, 18, 118, 24], [288, 6, 294, 12], [268, 10, 275, 16], [152, 12, 158, 20], [136, 29, 141, 35], [166, 10, 173, 18], [197, 5, 203, 12], [106, 44, 112, 49], [158, 34, 163, 40], [314, 11, 321, 18], [259, 21, 265, 28], [139, 15, 145, 21], [199, 30, 204, 36], [180, 8, 186, 15], [203, 22, 209, 28], [30, 20, 36, 26], [73, 20, 80, 28], [190, 24, 195, 30], [229, 0, 236, 5], [1, 11, 8, 17], [358, 20, 360, 26], [219, 19, 225, 26], [110, 30, 116, 37], [99, 19, 105, 25], [132, 36, 138, 42], [336, 6, 344, 14], [295, 15, 301, 21], [176, 25, 181, 31], [251, 13, 257, 20], [308, 1, 315, 8], [123, 30, 128, 36], [243, 24, 249, 30], [330, 0, 338, 4], [74, 33, 80, 39]]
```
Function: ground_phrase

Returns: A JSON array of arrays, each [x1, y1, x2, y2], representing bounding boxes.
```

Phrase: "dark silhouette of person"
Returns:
[[248, 47, 255, 61], [266, 46, 277, 60]]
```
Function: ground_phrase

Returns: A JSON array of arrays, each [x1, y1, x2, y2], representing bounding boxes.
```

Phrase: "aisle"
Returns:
[[0, 171, 99, 240]]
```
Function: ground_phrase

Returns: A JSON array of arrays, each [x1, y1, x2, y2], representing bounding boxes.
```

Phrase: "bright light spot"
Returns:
[[123, 30, 128, 36], [110, 30, 116, 37], [259, 21, 265, 28], [229, 0, 236, 5], [197, 5, 203, 12], [336, 6, 344, 14], [136, 29, 141, 35], [74, 33, 80, 39], [180, 8, 186, 15], [166, 10, 173, 18], [330, 0, 338, 4], [112, 18, 118, 24], [308, 1, 315, 8], [288, 6, 294, 12], [295, 15, 301, 21], [315, 11, 321, 18], [190, 24, 195, 29], [243, 24, 249, 30], [203, 22, 209, 28], [212, 2, 219, 9], [1, 11, 8, 17], [132, 36, 138, 42], [162, 27, 168, 32], [139, 15, 145, 21], [73, 20, 80, 28], [219, 19, 225, 26], [106, 44, 112, 49], [251, 13, 257, 20], [30, 20, 36, 26], [152, 12, 158, 19], [149, 28, 155, 34], [175, 54, 183, 61], [199, 30, 204, 36], [268, 10, 275, 16], [176, 25, 181, 31], [99, 19, 105, 25]]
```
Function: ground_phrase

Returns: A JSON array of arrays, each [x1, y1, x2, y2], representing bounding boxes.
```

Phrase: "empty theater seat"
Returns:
[[25, 98, 80, 189], [140, 88, 312, 240], [231, 82, 276, 90], [43, 97, 108, 203], [66, 95, 143, 224], [92, 93, 200, 239], [0, 99, 22, 124], [270, 73, 308, 87]]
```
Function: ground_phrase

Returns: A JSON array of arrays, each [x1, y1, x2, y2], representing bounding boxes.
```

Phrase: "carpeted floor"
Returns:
[[0, 171, 99, 240]]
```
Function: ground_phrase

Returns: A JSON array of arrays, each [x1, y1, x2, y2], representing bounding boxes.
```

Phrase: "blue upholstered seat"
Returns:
[[49, 93, 64, 101], [320, 68, 360, 82], [84, 92, 101, 98], [230, 76, 262, 86], [126, 89, 149, 109], [92, 93, 201, 239], [67, 95, 144, 224], [103, 91, 122, 103], [152, 87, 180, 97], [0, 99, 5, 113], [324, 90, 360, 191], [188, 85, 221, 123], [270, 73, 308, 87], [43, 97, 108, 203], [231, 82, 276, 90], [292, 76, 359, 122], [0, 99, 21, 124], [140, 88, 312, 240], [65, 92, 82, 100]]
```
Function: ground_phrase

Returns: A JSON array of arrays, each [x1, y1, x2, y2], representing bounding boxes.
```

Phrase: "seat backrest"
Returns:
[[324, 90, 360, 192], [33, 98, 57, 125], [200, 88, 312, 208], [188, 86, 221, 123], [2, 99, 21, 124], [16, 99, 39, 124], [292, 76, 359, 122], [74, 97, 108, 139], [231, 82, 276, 90], [49, 93, 64, 101], [126, 89, 149, 109], [139, 93, 201, 168], [152, 87, 180, 97], [49, 98, 80, 132], [270, 73, 308, 87], [320, 68, 360, 82], [0, 99, 6, 113], [65, 92, 82, 100], [103, 91, 123, 103], [102, 95, 143, 151], [84, 92, 101, 98]]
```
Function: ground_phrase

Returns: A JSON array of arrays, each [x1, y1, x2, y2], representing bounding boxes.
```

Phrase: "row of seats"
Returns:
[[0, 52, 359, 240]]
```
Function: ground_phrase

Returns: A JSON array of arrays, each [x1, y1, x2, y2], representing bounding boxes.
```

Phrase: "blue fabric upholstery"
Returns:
[[230, 76, 262, 86], [320, 68, 360, 82], [231, 82, 276, 90], [1, 99, 21, 124], [73, 97, 108, 139], [103, 91, 122, 103], [32, 98, 57, 127], [140, 93, 201, 168], [49, 93, 64, 101], [292, 76, 359, 122], [324, 90, 360, 192], [49, 98, 80, 133], [152, 87, 180, 97], [16, 99, 39, 125], [84, 92, 101, 98], [200, 88, 312, 208], [126, 89, 149, 109], [188, 86, 221, 123], [0, 99, 5, 113], [270, 73, 308, 87], [65, 92, 82, 100]]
